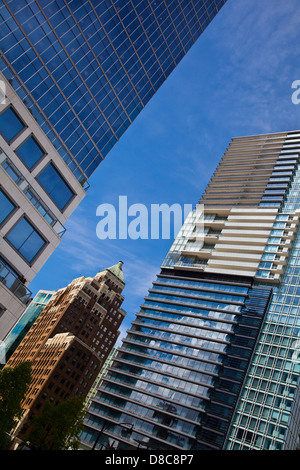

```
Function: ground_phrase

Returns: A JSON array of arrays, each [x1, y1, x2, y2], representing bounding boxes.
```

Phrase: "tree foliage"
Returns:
[[27, 396, 86, 450], [0, 362, 32, 449]]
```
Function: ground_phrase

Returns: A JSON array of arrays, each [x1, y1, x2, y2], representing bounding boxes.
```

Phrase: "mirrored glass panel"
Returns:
[[0, 189, 15, 224]]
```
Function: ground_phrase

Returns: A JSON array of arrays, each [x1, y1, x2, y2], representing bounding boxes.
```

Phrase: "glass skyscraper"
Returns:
[[0, 0, 228, 184], [81, 131, 300, 450]]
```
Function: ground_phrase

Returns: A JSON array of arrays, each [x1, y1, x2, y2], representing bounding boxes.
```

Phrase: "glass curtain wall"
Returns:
[[226, 162, 300, 450], [81, 271, 272, 450]]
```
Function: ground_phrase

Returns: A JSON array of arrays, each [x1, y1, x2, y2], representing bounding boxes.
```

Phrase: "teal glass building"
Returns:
[[0, 290, 54, 365], [81, 131, 300, 450], [0, 0, 227, 184]]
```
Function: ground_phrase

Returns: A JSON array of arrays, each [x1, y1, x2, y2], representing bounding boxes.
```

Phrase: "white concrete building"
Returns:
[[0, 73, 86, 341]]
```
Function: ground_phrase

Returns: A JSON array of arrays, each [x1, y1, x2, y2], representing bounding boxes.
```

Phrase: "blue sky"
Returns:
[[28, 0, 300, 342]]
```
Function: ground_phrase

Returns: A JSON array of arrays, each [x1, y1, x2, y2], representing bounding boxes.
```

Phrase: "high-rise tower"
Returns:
[[0, 0, 228, 340], [0, 0, 227, 182], [80, 131, 300, 450], [0, 75, 85, 341]]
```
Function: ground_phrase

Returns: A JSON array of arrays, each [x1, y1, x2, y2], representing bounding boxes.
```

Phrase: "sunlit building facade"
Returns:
[[5, 262, 126, 441], [81, 131, 300, 450]]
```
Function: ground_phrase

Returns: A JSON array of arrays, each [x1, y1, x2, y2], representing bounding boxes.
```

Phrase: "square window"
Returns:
[[6, 217, 46, 263], [16, 136, 45, 169], [0, 189, 16, 225], [0, 107, 24, 141]]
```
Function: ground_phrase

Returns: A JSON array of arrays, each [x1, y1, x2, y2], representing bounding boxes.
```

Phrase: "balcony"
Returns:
[[0, 259, 32, 304], [0, 149, 66, 237]]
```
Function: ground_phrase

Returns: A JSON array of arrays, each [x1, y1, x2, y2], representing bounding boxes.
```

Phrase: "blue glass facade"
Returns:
[[0, 0, 227, 183]]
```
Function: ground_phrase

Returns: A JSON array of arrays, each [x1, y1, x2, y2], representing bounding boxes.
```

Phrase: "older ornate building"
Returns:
[[5, 261, 126, 439]]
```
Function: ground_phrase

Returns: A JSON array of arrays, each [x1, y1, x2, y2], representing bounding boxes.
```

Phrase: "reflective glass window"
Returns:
[[16, 136, 45, 169], [37, 163, 74, 210], [0, 189, 16, 224], [0, 107, 24, 141], [6, 217, 46, 263]]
